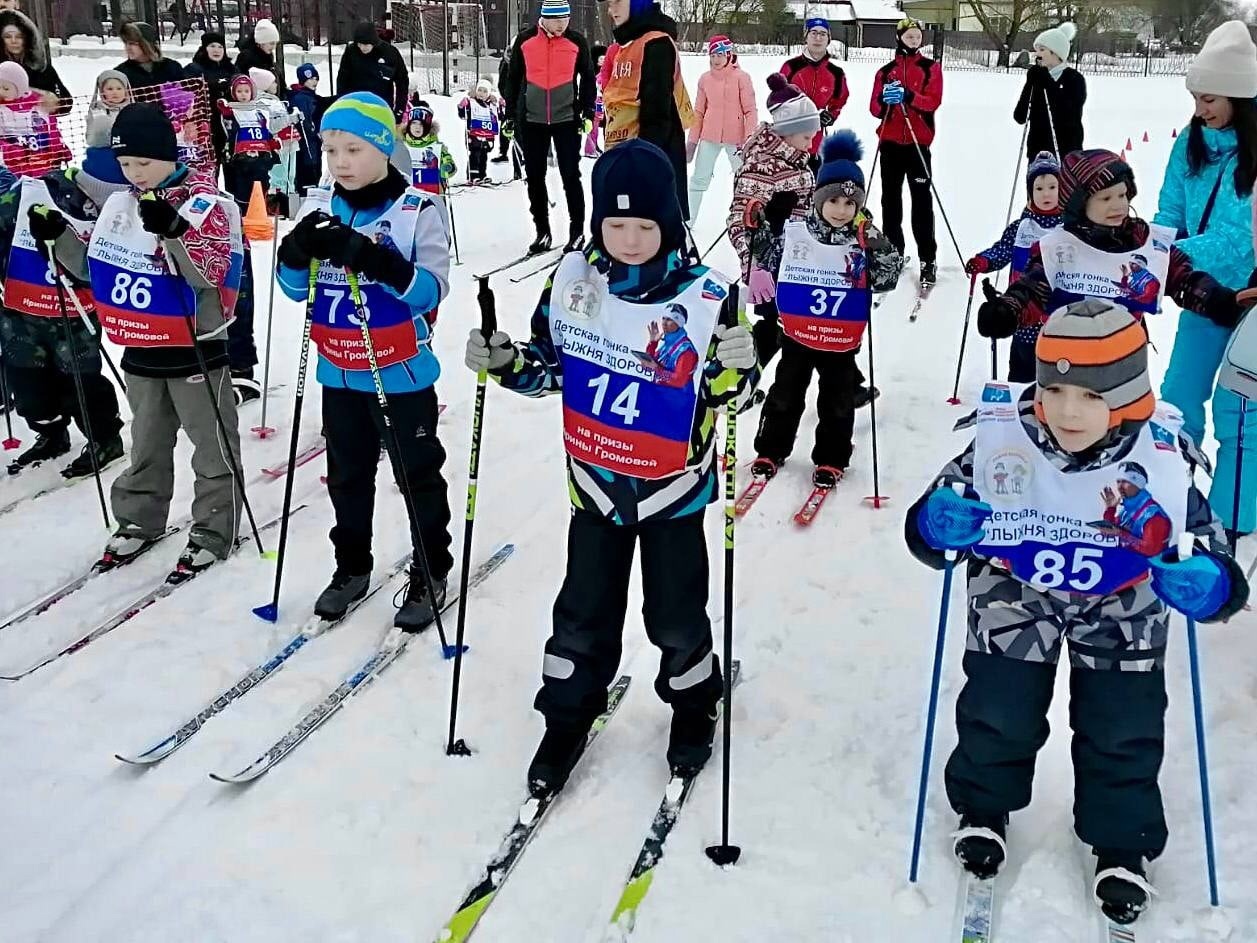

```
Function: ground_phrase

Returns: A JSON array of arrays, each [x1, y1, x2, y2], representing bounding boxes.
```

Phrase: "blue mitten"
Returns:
[[916, 486, 993, 552], [881, 82, 905, 106], [1148, 550, 1230, 621]]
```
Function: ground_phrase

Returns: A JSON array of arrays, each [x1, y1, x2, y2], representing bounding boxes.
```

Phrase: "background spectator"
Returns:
[[235, 18, 280, 88], [0, 8, 69, 114], [686, 35, 754, 219], [779, 16, 849, 158], [336, 21, 409, 121], [117, 22, 185, 88]]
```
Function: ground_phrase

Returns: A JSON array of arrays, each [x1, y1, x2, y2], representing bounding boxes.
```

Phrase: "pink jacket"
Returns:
[[688, 62, 756, 147]]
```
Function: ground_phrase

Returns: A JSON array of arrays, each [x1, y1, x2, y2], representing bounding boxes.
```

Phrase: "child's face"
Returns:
[[100, 79, 128, 105], [783, 130, 815, 151], [1033, 44, 1062, 68], [119, 157, 177, 192], [304, 76, 319, 90], [601, 217, 661, 265], [821, 195, 857, 228], [1085, 181, 1130, 227], [709, 52, 729, 69], [233, 83, 254, 102], [1039, 383, 1110, 452], [0, 80, 17, 101], [322, 129, 389, 190], [1032, 174, 1059, 212], [407, 120, 424, 138]]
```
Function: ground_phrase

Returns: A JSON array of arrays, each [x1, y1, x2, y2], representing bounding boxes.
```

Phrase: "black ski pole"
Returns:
[[862, 261, 888, 509], [52, 266, 129, 394], [254, 261, 319, 622], [900, 104, 967, 268], [443, 185, 461, 266], [446, 277, 496, 756], [996, 124, 1029, 293], [699, 226, 729, 263], [947, 273, 979, 405], [705, 282, 742, 868], [252, 203, 282, 439], [0, 343, 20, 451], [345, 271, 458, 658], [45, 238, 110, 529]]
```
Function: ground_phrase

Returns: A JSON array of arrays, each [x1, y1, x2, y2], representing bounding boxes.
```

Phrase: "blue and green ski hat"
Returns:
[[321, 91, 396, 156]]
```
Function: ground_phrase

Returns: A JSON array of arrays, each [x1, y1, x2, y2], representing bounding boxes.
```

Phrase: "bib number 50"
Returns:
[[1030, 547, 1104, 592]]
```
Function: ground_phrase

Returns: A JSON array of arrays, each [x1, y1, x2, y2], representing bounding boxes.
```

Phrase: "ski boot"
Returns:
[[563, 225, 585, 253], [97, 529, 163, 571], [7, 426, 70, 475], [1093, 849, 1153, 925], [667, 704, 718, 778], [921, 260, 938, 288], [61, 434, 125, 480], [528, 720, 593, 798], [232, 369, 262, 405], [750, 456, 780, 479], [167, 542, 219, 584], [853, 385, 880, 409], [812, 465, 844, 489], [527, 230, 553, 256], [314, 570, 371, 621], [491, 153, 509, 164], [393, 573, 448, 632], [952, 812, 1008, 880]]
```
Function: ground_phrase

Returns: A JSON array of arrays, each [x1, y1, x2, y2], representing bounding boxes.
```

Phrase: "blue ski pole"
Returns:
[[909, 482, 965, 883]]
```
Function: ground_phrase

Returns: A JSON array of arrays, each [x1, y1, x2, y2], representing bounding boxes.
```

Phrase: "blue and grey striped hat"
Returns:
[[540, 0, 571, 17]]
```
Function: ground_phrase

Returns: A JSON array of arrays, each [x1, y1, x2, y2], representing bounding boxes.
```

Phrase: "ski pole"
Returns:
[[861, 245, 888, 509], [443, 185, 461, 266], [1177, 532, 1220, 906], [1041, 86, 1060, 159], [251, 202, 282, 439], [345, 271, 459, 659], [909, 482, 966, 883], [45, 238, 110, 529], [54, 269, 128, 394], [699, 226, 729, 263], [706, 283, 743, 869], [900, 104, 967, 268], [1229, 398, 1247, 551], [254, 262, 318, 623], [998, 125, 1028, 292], [0, 343, 20, 451], [446, 277, 495, 757], [947, 273, 979, 405]]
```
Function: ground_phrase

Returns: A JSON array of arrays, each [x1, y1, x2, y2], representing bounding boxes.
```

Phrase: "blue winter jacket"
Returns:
[[1155, 125, 1253, 292], [276, 178, 450, 394]]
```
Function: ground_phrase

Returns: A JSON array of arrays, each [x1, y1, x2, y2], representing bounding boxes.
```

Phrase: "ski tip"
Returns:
[[252, 603, 279, 623], [704, 843, 742, 867], [442, 643, 470, 660]]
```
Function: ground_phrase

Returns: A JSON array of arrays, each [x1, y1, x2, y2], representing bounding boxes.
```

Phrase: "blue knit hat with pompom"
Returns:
[[813, 129, 866, 214]]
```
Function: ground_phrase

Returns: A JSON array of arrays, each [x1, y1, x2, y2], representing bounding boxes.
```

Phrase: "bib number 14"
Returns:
[[1030, 547, 1104, 592], [588, 374, 641, 427]]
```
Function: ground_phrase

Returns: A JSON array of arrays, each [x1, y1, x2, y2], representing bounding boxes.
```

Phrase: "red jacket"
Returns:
[[779, 53, 848, 154], [869, 50, 942, 147]]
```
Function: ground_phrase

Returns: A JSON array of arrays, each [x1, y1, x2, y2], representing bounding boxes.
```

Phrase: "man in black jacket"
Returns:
[[336, 22, 410, 121], [1014, 21, 1086, 158]]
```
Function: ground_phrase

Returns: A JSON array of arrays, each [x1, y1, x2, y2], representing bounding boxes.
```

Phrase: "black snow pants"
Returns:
[[878, 141, 937, 265], [521, 120, 584, 238], [755, 338, 859, 469]]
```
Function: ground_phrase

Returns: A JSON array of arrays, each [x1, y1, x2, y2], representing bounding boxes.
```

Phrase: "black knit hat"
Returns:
[[200, 30, 226, 48], [110, 102, 178, 161], [353, 21, 379, 45]]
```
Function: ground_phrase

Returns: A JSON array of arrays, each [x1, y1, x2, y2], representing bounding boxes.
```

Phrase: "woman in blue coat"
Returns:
[[1157, 20, 1257, 533]]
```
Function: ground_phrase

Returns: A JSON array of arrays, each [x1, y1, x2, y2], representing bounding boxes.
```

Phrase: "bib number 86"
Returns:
[[1030, 547, 1104, 592], [111, 273, 153, 309]]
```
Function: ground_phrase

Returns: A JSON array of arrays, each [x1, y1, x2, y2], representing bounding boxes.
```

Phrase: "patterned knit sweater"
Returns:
[[727, 123, 814, 281]]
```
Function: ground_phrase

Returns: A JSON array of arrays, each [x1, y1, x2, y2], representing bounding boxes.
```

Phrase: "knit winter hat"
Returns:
[[1117, 461, 1149, 490], [591, 139, 686, 260], [296, 63, 319, 84], [230, 73, 255, 98], [897, 17, 925, 37], [814, 129, 866, 213], [253, 18, 280, 45], [200, 30, 226, 49], [766, 73, 821, 137], [540, 0, 571, 17], [664, 302, 688, 326], [1187, 20, 1257, 99], [1035, 299, 1154, 430], [1034, 21, 1076, 62], [110, 102, 178, 162], [352, 21, 379, 45], [805, 17, 829, 35], [249, 67, 276, 93], [1026, 149, 1060, 193], [475, 78, 494, 95], [708, 34, 733, 56], [0, 61, 29, 97], [321, 91, 397, 156], [1060, 149, 1136, 223]]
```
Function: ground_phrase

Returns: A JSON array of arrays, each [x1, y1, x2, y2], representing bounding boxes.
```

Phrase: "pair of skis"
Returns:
[[734, 472, 837, 526], [474, 247, 565, 284], [954, 867, 1142, 942]]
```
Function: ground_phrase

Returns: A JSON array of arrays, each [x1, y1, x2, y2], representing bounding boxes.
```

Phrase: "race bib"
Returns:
[[4, 178, 96, 318], [1041, 224, 1174, 316], [407, 144, 443, 193], [775, 221, 870, 352], [1011, 216, 1056, 281]]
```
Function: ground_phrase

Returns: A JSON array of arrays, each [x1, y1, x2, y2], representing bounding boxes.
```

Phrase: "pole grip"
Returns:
[[477, 276, 497, 338], [722, 283, 740, 329]]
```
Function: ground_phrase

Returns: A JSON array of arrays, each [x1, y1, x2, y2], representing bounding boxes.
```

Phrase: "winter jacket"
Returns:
[[286, 84, 329, 175], [503, 24, 595, 126], [234, 39, 278, 88], [799, 211, 903, 292], [0, 11, 70, 114], [1014, 65, 1085, 158], [609, 8, 689, 175], [335, 41, 410, 119], [869, 49, 942, 148], [403, 131, 456, 183], [0, 93, 72, 176], [185, 51, 239, 104], [598, 42, 620, 89], [728, 123, 814, 280], [975, 205, 1063, 274], [689, 62, 756, 147], [779, 52, 849, 154], [276, 168, 450, 395], [115, 56, 186, 90], [492, 247, 760, 525], [902, 386, 1247, 622]]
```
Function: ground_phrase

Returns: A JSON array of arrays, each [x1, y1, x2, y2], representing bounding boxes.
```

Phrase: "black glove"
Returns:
[[977, 298, 1018, 339], [138, 196, 189, 238], [301, 215, 359, 262], [818, 109, 835, 128], [277, 210, 333, 271], [341, 235, 416, 295], [981, 277, 1001, 303], [1027, 64, 1050, 87], [763, 192, 799, 236], [28, 205, 68, 247]]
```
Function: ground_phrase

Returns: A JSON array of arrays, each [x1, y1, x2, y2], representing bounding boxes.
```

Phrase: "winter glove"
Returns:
[[1148, 549, 1231, 622], [685, 139, 698, 163], [819, 109, 835, 128], [1027, 64, 1051, 87], [277, 210, 333, 271], [465, 328, 515, 374], [916, 486, 993, 553], [338, 232, 417, 295], [763, 191, 799, 235], [964, 255, 990, 276], [138, 196, 190, 239], [713, 323, 756, 371], [27, 205, 67, 246], [583, 117, 594, 135], [747, 266, 776, 305], [880, 81, 904, 106], [502, 119, 515, 139], [977, 279, 1017, 339]]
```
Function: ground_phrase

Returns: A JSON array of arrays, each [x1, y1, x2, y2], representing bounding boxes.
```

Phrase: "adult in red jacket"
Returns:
[[870, 18, 942, 284], [779, 16, 849, 157]]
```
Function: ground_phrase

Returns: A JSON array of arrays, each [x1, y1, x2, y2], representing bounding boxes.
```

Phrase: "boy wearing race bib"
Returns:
[[965, 150, 1063, 381], [457, 80, 500, 185], [33, 103, 247, 578], [978, 149, 1249, 343], [906, 299, 1249, 925], [463, 140, 759, 796], [751, 130, 902, 489], [275, 92, 454, 632], [401, 104, 456, 195]]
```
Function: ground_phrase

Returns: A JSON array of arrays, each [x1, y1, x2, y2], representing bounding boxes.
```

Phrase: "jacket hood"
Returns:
[[613, 5, 678, 44], [0, 10, 47, 72]]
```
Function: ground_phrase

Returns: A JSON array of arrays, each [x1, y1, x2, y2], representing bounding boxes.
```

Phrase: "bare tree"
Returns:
[[1135, 0, 1234, 48], [964, 0, 1055, 66], [1052, 2, 1123, 61]]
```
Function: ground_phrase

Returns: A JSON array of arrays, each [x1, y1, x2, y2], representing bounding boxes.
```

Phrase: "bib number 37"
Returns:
[[1030, 547, 1104, 592]]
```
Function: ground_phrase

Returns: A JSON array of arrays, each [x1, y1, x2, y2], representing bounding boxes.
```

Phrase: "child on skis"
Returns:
[[275, 92, 454, 631], [34, 102, 246, 579], [584, 44, 608, 158], [402, 102, 455, 195], [457, 79, 500, 184], [287, 63, 329, 194], [905, 298, 1249, 925], [218, 73, 291, 211], [464, 140, 759, 795], [0, 61, 71, 177], [249, 67, 300, 203], [752, 130, 902, 489], [965, 150, 1063, 381]]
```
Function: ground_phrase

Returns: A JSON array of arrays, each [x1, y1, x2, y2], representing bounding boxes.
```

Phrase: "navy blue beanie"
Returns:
[[813, 130, 866, 214], [591, 140, 685, 259], [629, 0, 655, 18], [296, 63, 319, 84]]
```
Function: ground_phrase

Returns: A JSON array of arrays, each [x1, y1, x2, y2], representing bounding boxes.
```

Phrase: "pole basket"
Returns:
[[863, 495, 890, 509], [251, 425, 277, 439]]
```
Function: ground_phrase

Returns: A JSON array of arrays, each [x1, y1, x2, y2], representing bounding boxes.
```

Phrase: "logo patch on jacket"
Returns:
[[402, 194, 422, 211], [701, 278, 726, 302], [1150, 422, 1176, 451]]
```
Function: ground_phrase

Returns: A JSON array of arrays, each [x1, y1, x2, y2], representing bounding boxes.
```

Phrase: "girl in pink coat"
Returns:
[[686, 35, 756, 219]]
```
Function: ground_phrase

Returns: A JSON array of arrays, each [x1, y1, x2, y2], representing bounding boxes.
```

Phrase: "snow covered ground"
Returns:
[[0, 53, 1254, 942]]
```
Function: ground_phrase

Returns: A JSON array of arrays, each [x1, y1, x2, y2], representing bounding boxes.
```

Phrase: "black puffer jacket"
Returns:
[[0, 10, 71, 113], [186, 35, 239, 102], [234, 37, 279, 86], [335, 40, 410, 118]]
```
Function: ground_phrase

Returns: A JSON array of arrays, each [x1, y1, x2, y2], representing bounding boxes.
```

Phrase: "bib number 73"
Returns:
[[588, 373, 641, 426], [1030, 547, 1105, 592]]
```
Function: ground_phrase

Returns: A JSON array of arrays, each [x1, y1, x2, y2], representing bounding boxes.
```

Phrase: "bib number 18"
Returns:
[[1030, 547, 1104, 592], [588, 374, 641, 427]]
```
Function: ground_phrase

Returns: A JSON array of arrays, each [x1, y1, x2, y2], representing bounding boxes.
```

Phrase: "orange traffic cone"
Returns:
[[1119, 149, 1127, 162], [1142, 130, 1149, 143], [1125, 137, 1133, 151], [243, 182, 274, 241]]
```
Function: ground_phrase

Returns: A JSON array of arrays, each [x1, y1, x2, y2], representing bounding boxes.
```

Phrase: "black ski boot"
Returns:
[[232, 370, 262, 405], [812, 465, 844, 489], [7, 426, 70, 475], [1093, 850, 1152, 925], [750, 456, 781, 479], [853, 384, 880, 409], [314, 570, 371, 621], [393, 573, 448, 632], [528, 720, 593, 798], [666, 704, 718, 777], [491, 153, 508, 164], [921, 260, 938, 287], [167, 542, 219, 584], [528, 231, 553, 256], [61, 434, 125, 480], [563, 225, 585, 253], [952, 812, 1008, 879]]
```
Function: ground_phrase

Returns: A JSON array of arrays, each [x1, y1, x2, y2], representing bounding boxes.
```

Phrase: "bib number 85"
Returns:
[[1030, 547, 1104, 592], [111, 273, 153, 309]]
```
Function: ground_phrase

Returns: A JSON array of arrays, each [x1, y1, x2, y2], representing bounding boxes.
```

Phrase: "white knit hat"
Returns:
[[253, 18, 280, 45], [1187, 20, 1257, 99], [1034, 22, 1076, 62], [249, 67, 276, 93]]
